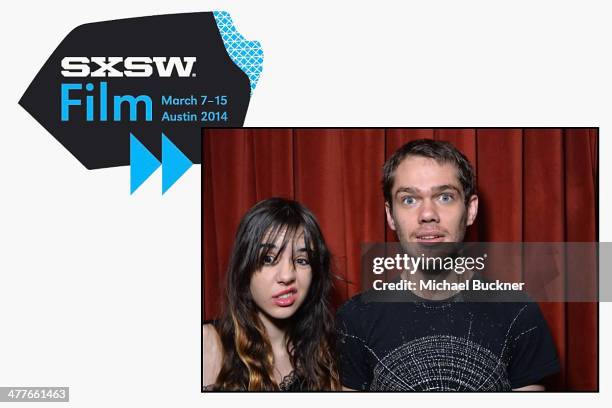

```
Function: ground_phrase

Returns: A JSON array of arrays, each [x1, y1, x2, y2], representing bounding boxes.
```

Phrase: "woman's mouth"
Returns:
[[272, 288, 297, 307]]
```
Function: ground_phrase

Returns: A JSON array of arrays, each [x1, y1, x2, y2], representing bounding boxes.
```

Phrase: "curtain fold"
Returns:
[[203, 128, 598, 391]]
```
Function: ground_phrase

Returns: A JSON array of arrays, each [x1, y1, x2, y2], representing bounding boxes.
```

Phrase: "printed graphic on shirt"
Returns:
[[337, 296, 560, 391]]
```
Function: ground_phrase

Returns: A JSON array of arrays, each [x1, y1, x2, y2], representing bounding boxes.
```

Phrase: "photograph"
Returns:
[[202, 128, 598, 392]]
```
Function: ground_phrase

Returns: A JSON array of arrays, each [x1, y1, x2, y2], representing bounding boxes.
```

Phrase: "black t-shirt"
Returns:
[[336, 287, 560, 391]]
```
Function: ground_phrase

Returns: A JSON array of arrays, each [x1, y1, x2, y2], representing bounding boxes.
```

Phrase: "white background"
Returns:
[[0, 0, 609, 406]]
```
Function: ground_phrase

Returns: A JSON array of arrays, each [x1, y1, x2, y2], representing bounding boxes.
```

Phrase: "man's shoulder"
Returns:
[[336, 290, 388, 319], [461, 279, 548, 329], [337, 292, 366, 316]]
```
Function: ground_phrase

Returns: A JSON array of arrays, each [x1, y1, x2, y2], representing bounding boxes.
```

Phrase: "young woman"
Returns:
[[203, 197, 341, 391]]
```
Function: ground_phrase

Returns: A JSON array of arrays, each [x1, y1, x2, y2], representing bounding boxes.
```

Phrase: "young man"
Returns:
[[336, 139, 560, 391]]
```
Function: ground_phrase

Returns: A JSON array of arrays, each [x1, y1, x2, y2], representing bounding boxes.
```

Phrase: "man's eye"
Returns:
[[439, 193, 454, 203], [401, 196, 416, 205], [295, 258, 310, 266]]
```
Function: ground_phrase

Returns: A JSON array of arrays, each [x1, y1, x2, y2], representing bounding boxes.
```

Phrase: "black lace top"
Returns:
[[277, 371, 302, 391]]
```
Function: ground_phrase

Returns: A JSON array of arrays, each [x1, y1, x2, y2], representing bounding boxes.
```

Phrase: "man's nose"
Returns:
[[419, 199, 440, 223]]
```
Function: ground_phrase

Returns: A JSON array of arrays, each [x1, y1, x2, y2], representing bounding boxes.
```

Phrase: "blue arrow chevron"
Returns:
[[130, 133, 161, 194], [162, 133, 193, 194]]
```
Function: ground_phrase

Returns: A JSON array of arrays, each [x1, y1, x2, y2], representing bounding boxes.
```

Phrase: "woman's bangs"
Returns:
[[256, 219, 302, 266]]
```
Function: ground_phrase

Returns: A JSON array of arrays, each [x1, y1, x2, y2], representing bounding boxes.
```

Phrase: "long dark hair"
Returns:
[[212, 197, 340, 390]]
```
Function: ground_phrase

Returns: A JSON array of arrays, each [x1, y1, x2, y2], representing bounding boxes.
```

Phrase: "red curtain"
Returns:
[[203, 128, 598, 391]]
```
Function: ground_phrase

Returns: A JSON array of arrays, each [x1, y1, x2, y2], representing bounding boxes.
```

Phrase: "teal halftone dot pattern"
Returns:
[[213, 11, 263, 94]]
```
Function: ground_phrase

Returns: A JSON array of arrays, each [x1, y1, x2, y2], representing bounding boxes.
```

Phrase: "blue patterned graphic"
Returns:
[[213, 11, 263, 94]]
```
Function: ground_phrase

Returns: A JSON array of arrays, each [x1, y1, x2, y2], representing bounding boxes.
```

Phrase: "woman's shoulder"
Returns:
[[203, 323, 221, 348], [202, 322, 223, 387]]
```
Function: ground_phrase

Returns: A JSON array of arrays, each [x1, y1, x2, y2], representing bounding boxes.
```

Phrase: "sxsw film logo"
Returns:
[[59, 57, 198, 123], [60, 57, 197, 78], [19, 12, 259, 194]]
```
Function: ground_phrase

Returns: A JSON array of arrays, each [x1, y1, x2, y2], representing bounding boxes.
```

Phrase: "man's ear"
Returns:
[[385, 202, 397, 231], [466, 194, 479, 226]]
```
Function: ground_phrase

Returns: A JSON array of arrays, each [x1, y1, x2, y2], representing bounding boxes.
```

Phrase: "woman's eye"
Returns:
[[262, 254, 276, 265], [401, 196, 416, 205], [295, 258, 310, 266]]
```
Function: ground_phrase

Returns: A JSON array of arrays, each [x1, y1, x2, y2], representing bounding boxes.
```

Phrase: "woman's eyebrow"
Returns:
[[259, 243, 277, 250]]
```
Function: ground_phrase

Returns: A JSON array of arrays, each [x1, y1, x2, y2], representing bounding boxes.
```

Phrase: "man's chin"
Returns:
[[403, 241, 462, 257], [419, 267, 449, 277]]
